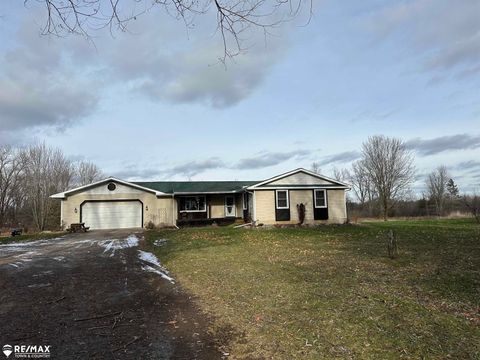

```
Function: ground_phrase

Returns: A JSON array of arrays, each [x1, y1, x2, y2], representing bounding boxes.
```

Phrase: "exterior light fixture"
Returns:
[[146, 206, 149, 211], [74, 208, 78, 213]]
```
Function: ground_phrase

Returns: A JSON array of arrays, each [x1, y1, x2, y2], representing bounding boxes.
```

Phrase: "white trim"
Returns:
[[172, 190, 241, 195], [251, 191, 257, 223], [178, 195, 207, 213], [252, 186, 347, 190], [225, 195, 236, 217], [314, 189, 327, 208], [275, 190, 289, 209], [50, 177, 166, 199], [247, 168, 350, 189]]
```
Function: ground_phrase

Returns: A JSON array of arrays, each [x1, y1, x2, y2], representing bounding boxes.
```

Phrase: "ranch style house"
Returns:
[[51, 168, 350, 230]]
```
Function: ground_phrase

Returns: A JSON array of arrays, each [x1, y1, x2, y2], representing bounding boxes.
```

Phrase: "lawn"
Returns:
[[145, 219, 480, 359]]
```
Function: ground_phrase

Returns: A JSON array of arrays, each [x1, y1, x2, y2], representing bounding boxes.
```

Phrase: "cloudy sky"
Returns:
[[0, 0, 479, 193]]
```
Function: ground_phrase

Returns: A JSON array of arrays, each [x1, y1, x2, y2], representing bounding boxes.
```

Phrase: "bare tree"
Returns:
[[26, 0, 311, 59], [311, 162, 321, 174], [23, 143, 75, 231], [76, 161, 104, 186], [349, 160, 372, 206], [332, 167, 349, 183], [426, 165, 449, 216], [361, 135, 415, 221], [463, 192, 480, 224], [0, 146, 26, 227]]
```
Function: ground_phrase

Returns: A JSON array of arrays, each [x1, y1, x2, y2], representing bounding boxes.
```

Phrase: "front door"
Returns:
[[225, 196, 236, 217]]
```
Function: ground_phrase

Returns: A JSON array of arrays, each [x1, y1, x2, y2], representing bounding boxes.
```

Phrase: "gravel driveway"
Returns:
[[0, 230, 222, 359]]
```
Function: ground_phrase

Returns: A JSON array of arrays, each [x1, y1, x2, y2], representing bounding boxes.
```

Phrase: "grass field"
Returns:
[[145, 219, 480, 359]]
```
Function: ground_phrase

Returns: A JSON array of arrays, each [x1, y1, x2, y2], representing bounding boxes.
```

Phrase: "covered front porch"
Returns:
[[175, 193, 251, 226]]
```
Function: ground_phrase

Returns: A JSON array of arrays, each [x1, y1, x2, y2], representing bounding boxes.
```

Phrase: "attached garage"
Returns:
[[51, 169, 349, 230], [81, 201, 143, 230]]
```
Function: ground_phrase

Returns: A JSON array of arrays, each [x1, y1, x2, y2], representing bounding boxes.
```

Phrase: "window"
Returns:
[[179, 196, 206, 212], [276, 190, 289, 209], [243, 193, 248, 210], [314, 189, 327, 208], [107, 183, 116, 191]]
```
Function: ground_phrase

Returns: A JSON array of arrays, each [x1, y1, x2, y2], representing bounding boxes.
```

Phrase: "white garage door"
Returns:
[[81, 201, 142, 230]]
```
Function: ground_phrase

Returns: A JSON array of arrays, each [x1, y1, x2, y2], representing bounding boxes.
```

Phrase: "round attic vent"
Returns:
[[107, 182, 116, 191]]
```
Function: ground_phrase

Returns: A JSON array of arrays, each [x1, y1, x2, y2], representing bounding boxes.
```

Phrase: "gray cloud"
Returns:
[[0, 9, 288, 133], [103, 16, 287, 108], [0, 13, 99, 134], [234, 150, 309, 169], [113, 149, 312, 179], [319, 151, 361, 166], [455, 160, 480, 172], [351, 108, 400, 123], [165, 158, 226, 177], [112, 157, 226, 180], [367, 0, 480, 78], [406, 134, 480, 156], [110, 166, 166, 180]]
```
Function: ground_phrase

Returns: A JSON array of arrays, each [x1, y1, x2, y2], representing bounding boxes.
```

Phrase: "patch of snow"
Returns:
[[28, 283, 52, 288], [142, 265, 175, 284], [15, 251, 38, 260], [138, 250, 162, 268], [137, 250, 174, 283], [53, 256, 66, 262], [0, 238, 62, 251], [99, 234, 140, 256], [153, 239, 168, 247], [33, 270, 54, 277]]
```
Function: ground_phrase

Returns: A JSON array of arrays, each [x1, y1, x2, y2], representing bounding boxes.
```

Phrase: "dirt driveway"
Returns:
[[0, 231, 223, 359]]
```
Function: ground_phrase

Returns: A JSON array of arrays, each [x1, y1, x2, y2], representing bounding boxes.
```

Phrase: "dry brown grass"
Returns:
[[146, 218, 480, 359]]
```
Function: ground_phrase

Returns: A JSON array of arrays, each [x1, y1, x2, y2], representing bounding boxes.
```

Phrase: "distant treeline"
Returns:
[[312, 135, 479, 223], [0, 143, 103, 232]]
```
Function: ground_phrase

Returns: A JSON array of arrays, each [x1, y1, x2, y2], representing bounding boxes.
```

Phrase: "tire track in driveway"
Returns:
[[0, 230, 224, 359]]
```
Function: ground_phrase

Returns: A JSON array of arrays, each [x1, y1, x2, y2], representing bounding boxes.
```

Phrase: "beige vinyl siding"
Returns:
[[209, 195, 225, 218], [290, 190, 314, 223], [254, 189, 346, 225], [265, 172, 334, 186], [208, 194, 243, 218], [61, 184, 175, 229], [254, 190, 276, 224], [326, 189, 347, 223]]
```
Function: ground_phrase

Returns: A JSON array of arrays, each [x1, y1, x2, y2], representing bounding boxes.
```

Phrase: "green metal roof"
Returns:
[[132, 181, 259, 194]]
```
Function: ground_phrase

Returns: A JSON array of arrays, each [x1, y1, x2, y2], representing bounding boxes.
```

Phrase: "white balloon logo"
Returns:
[[2, 345, 12, 358]]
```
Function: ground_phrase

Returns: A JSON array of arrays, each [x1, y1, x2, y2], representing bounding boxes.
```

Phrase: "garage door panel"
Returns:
[[81, 201, 142, 230]]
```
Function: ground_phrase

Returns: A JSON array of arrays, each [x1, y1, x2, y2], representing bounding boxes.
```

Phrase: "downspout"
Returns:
[[246, 190, 256, 226], [60, 199, 64, 230], [344, 188, 350, 223], [172, 191, 179, 229]]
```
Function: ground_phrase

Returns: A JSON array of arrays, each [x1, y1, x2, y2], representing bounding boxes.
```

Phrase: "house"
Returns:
[[50, 168, 349, 230]]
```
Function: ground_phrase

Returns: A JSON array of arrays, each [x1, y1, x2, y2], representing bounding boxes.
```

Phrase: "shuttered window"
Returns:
[[314, 189, 327, 208], [275, 190, 289, 209]]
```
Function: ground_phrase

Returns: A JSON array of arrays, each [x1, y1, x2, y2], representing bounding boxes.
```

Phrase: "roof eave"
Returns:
[[50, 177, 168, 198], [247, 168, 351, 189], [172, 190, 245, 195]]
